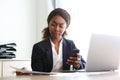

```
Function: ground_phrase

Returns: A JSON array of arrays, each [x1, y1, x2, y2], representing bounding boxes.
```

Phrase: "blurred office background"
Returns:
[[0, 0, 120, 60]]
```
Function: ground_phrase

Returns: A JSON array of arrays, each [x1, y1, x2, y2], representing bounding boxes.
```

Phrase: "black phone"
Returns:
[[72, 49, 80, 57]]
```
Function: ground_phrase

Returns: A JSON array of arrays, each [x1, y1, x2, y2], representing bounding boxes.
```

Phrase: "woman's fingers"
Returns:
[[66, 54, 81, 68]]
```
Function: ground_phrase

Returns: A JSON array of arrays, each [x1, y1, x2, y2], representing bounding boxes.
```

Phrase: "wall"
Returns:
[[0, 0, 37, 59], [36, 0, 54, 41], [0, 0, 54, 59]]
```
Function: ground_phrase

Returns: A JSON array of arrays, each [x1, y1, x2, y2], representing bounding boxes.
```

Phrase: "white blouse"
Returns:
[[50, 39, 63, 72]]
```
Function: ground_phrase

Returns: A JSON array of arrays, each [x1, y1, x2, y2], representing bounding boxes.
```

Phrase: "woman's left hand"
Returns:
[[66, 53, 81, 68], [15, 67, 31, 76]]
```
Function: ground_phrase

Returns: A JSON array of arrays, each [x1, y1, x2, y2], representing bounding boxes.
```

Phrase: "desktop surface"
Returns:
[[0, 71, 120, 80]]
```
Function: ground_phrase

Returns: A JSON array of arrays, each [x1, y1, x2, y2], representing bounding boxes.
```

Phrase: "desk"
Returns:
[[0, 71, 120, 80]]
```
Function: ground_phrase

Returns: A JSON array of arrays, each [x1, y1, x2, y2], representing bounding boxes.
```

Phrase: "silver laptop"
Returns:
[[85, 33, 120, 72]]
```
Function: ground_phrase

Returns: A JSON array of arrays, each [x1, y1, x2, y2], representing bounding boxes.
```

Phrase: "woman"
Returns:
[[31, 8, 86, 72]]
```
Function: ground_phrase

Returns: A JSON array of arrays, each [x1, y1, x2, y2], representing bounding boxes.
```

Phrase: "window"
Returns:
[[55, 0, 120, 60]]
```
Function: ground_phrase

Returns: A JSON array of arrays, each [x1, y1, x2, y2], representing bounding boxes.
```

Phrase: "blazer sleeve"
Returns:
[[71, 41, 86, 69], [63, 39, 86, 70], [78, 56, 86, 69], [31, 43, 44, 72], [31, 40, 53, 72]]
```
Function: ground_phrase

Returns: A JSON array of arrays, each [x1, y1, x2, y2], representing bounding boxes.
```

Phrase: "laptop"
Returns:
[[85, 33, 120, 72]]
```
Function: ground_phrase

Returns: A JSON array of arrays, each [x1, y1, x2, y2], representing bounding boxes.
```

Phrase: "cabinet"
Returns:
[[0, 59, 31, 77], [0, 61, 2, 77]]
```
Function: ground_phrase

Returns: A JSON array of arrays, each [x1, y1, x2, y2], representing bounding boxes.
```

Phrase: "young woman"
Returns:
[[31, 8, 86, 72]]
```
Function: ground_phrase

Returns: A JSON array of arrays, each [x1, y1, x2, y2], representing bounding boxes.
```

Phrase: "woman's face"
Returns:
[[49, 15, 67, 39]]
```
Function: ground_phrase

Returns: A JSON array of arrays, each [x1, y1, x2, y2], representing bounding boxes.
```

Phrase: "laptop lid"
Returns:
[[85, 34, 120, 72]]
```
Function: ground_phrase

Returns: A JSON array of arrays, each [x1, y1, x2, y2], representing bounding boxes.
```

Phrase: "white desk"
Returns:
[[0, 71, 120, 80]]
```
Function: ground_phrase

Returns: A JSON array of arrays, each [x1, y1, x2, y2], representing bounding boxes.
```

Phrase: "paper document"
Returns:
[[9, 66, 57, 75]]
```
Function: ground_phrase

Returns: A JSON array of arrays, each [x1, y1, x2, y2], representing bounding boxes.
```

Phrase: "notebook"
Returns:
[[85, 33, 120, 72]]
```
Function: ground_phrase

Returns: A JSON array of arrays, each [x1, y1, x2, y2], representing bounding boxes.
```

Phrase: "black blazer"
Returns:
[[31, 38, 86, 72]]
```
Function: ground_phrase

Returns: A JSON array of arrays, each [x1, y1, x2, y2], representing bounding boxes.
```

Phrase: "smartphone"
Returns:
[[72, 49, 80, 57]]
